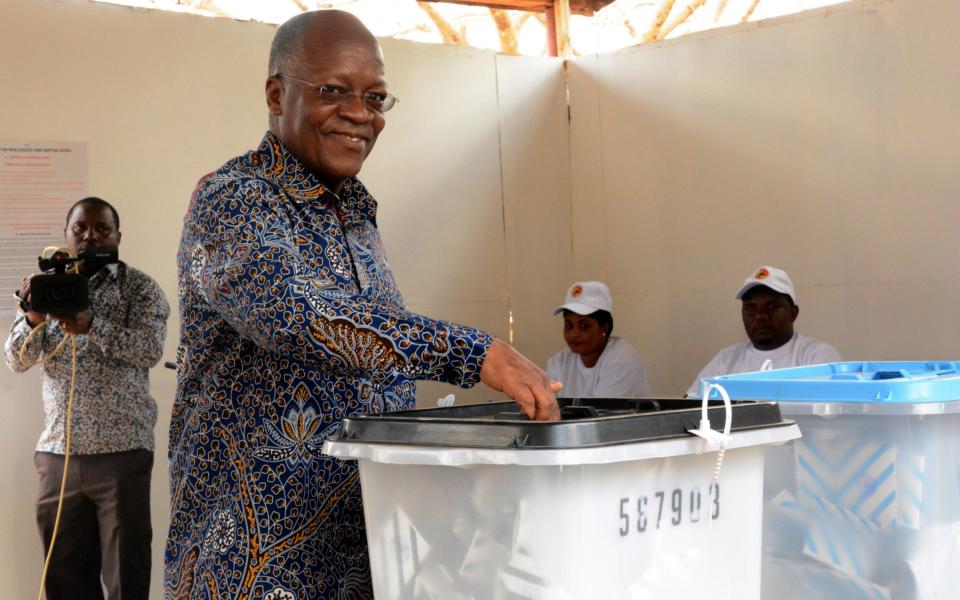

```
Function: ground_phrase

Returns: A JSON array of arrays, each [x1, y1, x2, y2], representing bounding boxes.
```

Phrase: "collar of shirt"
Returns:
[[255, 131, 378, 226]]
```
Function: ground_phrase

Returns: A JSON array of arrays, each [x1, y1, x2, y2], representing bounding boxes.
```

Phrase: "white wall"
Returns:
[[568, 0, 960, 395], [0, 0, 569, 597], [366, 46, 572, 404]]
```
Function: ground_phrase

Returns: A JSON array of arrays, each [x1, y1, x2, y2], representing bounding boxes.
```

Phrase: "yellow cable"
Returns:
[[18, 245, 79, 366], [18, 320, 46, 366], [18, 320, 69, 367], [26, 250, 82, 598], [36, 334, 77, 600]]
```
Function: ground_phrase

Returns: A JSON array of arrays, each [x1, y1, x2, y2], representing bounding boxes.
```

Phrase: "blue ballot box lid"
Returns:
[[699, 361, 960, 415]]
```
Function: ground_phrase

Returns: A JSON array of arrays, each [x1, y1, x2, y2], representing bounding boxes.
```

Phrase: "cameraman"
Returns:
[[4, 197, 169, 600]]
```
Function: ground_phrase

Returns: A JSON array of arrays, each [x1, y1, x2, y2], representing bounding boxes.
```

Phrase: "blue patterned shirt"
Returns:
[[166, 131, 492, 599], [4, 263, 169, 454]]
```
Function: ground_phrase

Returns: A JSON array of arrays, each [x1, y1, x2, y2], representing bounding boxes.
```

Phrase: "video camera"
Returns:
[[21, 246, 119, 314]]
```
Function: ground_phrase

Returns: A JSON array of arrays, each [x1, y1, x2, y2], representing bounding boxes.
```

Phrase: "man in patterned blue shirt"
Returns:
[[6, 197, 169, 600], [166, 10, 560, 599]]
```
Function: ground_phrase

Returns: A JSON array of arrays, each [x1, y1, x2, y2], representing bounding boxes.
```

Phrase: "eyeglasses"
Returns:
[[275, 73, 398, 113]]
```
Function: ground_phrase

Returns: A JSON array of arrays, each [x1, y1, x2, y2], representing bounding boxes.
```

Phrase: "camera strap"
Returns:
[[117, 261, 127, 300], [88, 260, 127, 299]]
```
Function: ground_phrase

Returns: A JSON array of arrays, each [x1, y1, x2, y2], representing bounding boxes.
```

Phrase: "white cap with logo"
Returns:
[[553, 281, 613, 316], [735, 266, 797, 304]]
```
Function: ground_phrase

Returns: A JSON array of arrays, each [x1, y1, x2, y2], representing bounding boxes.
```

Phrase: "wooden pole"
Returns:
[[660, 0, 708, 40], [742, 0, 762, 22], [643, 0, 676, 43], [545, 5, 558, 56], [417, 1, 466, 45], [554, 0, 572, 57]]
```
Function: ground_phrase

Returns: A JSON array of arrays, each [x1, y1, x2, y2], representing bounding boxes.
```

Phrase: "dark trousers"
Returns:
[[35, 450, 153, 600]]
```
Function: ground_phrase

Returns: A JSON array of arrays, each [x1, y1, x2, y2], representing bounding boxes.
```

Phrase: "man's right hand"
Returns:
[[18, 275, 47, 328], [480, 338, 562, 421]]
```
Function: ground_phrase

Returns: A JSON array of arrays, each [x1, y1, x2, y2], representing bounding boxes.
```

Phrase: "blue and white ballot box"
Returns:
[[698, 361, 960, 600], [324, 398, 798, 600]]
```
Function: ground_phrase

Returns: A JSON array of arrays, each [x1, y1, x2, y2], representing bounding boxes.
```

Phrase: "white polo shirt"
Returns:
[[686, 333, 841, 396], [547, 336, 652, 398]]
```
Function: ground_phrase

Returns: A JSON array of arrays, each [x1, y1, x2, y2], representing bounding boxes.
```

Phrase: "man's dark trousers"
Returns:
[[35, 449, 153, 600]]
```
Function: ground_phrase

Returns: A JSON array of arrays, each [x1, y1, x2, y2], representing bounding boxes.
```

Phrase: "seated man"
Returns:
[[687, 266, 840, 396]]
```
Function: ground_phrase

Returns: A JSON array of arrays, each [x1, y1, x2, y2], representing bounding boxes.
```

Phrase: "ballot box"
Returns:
[[699, 361, 960, 600], [324, 397, 799, 600]]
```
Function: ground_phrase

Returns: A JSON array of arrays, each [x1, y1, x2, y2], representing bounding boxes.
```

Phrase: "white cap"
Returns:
[[735, 266, 797, 304], [553, 281, 613, 316]]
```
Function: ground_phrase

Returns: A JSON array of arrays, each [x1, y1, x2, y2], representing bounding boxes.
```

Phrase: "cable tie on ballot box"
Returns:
[[688, 383, 732, 486]]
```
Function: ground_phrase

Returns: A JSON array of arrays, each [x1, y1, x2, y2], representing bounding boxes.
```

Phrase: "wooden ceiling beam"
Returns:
[[417, 0, 615, 18]]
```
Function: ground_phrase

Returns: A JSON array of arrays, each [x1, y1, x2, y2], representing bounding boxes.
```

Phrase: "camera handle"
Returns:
[[37, 246, 80, 275]]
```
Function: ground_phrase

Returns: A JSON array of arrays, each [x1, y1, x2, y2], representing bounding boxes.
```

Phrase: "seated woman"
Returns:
[[547, 281, 652, 398]]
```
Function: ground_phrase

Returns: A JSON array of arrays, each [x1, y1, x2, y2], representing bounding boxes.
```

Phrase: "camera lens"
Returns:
[[29, 273, 90, 314], [46, 285, 77, 303]]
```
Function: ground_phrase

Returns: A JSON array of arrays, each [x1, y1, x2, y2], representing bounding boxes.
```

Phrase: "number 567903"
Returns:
[[618, 483, 720, 536]]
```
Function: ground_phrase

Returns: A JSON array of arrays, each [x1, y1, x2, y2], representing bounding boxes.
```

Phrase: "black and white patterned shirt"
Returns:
[[4, 262, 169, 454]]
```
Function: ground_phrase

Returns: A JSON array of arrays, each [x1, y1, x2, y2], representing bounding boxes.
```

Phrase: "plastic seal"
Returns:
[[688, 383, 732, 485], [689, 383, 733, 444]]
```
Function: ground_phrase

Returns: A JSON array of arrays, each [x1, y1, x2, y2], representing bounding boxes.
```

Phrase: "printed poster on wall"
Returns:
[[0, 141, 87, 314]]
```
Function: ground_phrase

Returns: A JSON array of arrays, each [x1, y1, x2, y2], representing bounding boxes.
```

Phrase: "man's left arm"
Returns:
[[84, 272, 170, 368]]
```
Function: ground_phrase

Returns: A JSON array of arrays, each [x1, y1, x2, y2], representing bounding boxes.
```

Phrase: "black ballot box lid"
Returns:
[[330, 397, 792, 450]]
